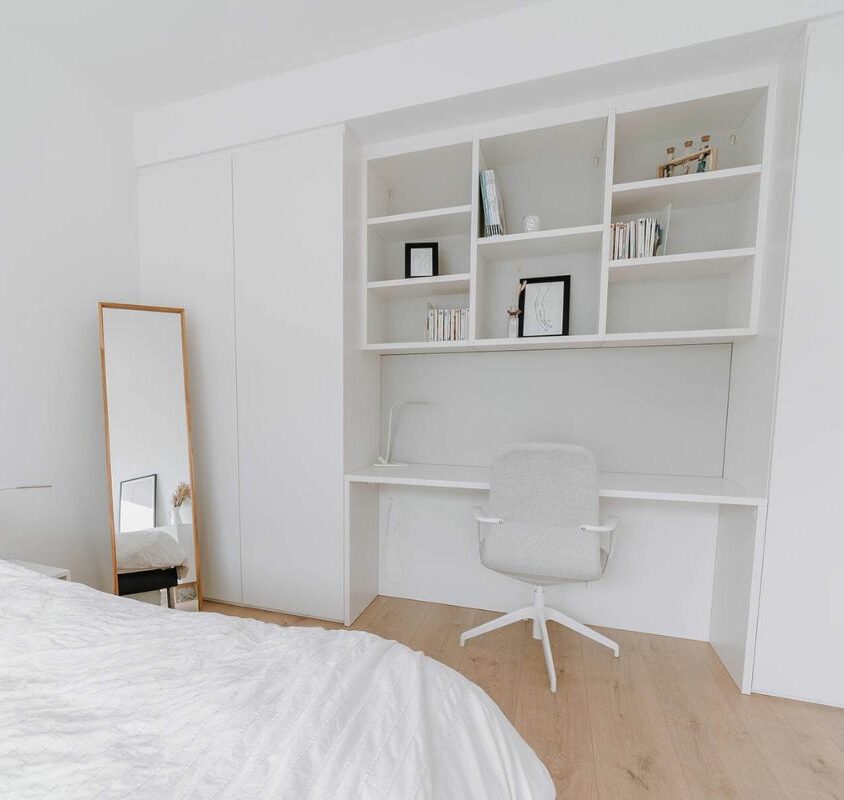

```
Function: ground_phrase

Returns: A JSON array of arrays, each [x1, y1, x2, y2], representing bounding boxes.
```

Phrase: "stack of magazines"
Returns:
[[479, 169, 507, 236], [426, 306, 469, 342], [610, 217, 662, 260]]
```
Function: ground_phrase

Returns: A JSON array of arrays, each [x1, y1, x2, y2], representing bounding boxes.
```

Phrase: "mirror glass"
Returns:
[[99, 304, 200, 610]]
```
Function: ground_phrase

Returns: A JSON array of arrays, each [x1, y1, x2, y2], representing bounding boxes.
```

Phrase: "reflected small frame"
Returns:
[[118, 474, 157, 533]]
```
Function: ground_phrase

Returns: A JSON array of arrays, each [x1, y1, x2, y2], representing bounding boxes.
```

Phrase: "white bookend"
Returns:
[[480, 173, 491, 236], [495, 174, 507, 235]]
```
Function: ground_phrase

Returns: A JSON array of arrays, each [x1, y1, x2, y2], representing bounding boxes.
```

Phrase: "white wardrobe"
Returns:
[[138, 126, 377, 620]]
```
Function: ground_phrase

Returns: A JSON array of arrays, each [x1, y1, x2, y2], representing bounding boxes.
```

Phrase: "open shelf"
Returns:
[[612, 165, 761, 215], [367, 274, 470, 298], [477, 224, 602, 261], [366, 266, 469, 344], [473, 119, 607, 344], [363, 340, 476, 355], [613, 87, 768, 183], [607, 269, 752, 333], [603, 328, 754, 346], [368, 141, 472, 217], [478, 118, 608, 232], [363, 84, 768, 353], [470, 334, 605, 351], [475, 246, 602, 339], [608, 248, 755, 282], [367, 205, 471, 242], [367, 210, 470, 282]]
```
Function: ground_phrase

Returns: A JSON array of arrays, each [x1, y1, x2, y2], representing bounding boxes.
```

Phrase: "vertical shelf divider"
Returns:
[[362, 191, 371, 349], [469, 137, 481, 343], [598, 109, 616, 336], [747, 87, 774, 333]]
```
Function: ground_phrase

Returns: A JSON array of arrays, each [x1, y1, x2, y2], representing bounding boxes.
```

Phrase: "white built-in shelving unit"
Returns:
[[363, 81, 770, 353]]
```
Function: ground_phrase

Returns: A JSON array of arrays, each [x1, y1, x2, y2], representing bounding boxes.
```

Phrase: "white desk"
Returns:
[[344, 463, 767, 693], [346, 464, 764, 507]]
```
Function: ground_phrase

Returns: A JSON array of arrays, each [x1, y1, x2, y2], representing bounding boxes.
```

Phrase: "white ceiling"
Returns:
[[1, 0, 547, 111]]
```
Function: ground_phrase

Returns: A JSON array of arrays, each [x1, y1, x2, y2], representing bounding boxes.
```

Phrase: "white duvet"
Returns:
[[0, 560, 553, 799], [115, 529, 188, 577]]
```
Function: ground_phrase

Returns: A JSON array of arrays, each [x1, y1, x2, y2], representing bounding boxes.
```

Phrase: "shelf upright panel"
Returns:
[[598, 110, 616, 336], [747, 84, 775, 333], [363, 156, 372, 348], [469, 137, 481, 344]]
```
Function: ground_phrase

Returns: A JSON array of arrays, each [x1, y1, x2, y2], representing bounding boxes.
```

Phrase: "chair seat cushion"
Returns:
[[481, 522, 605, 583]]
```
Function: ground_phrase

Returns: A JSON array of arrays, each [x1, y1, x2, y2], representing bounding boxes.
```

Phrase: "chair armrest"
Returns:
[[473, 506, 504, 525], [580, 515, 619, 534]]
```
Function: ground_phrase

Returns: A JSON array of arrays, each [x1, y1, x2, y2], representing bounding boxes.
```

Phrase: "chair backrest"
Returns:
[[490, 443, 599, 529]]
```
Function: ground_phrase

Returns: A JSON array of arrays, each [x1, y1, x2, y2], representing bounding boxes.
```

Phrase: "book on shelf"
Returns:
[[426, 305, 469, 342], [610, 214, 665, 260], [479, 169, 507, 237]]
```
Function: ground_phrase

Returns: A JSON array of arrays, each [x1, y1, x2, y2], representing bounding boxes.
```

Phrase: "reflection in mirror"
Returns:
[[99, 303, 201, 611], [119, 474, 157, 532]]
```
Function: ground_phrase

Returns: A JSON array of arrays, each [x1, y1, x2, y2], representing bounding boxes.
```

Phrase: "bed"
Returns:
[[0, 559, 554, 798], [115, 528, 189, 600]]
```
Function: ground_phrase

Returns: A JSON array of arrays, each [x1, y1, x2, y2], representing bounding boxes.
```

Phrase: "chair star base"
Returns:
[[460, 586, 619, 693]]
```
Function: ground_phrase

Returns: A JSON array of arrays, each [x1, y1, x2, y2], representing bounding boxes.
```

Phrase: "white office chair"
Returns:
[[460, 443, 619, 692]]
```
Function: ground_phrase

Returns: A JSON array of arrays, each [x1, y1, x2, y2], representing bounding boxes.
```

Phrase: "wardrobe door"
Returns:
[[138, 155, 242, 603], [233, 129, 345, 620], [753, 21, 844, 705]]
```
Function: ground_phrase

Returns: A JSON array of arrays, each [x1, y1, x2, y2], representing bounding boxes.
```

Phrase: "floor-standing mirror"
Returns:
[[99, 302, 201, 610]]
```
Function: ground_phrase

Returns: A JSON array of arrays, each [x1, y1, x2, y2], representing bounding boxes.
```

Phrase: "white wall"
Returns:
[[134, 0, 844, 165], [380, 346, 732, 475], [0, 33, 137, 590], [753, 18, 844, 707]]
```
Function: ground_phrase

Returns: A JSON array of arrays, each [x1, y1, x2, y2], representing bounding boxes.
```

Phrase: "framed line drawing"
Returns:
[[518, 275, 571, 337]]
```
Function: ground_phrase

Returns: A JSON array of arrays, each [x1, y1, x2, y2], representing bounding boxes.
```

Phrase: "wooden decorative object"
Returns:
[[657, 146, 718, 178]]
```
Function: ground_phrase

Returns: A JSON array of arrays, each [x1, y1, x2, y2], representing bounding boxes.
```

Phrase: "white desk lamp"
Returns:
[[374, 401, 428, 467]]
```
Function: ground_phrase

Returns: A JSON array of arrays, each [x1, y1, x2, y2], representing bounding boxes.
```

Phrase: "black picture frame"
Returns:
[[118, 473, 157, 533], [404, 243, 438, 279], [518, 275, 571, 337]]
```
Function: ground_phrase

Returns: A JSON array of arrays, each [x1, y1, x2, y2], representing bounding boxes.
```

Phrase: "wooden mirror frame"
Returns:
[[98, 302, 202, 608]]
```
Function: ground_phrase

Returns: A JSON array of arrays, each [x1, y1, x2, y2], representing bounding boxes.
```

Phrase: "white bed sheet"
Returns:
[[0, 560, 553, 799]]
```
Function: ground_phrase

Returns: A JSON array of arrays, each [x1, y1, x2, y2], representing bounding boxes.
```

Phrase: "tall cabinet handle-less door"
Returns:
[[233, 129, 346, 620], [137, 155, 242, 605]]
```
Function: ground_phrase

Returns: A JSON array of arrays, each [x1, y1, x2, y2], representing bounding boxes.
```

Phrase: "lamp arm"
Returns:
[[376, 401, 428, 466], [384, 403, 398, 464]]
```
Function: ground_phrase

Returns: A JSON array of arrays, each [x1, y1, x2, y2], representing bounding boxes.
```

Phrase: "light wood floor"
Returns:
[[203, 597, 844, 799]]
